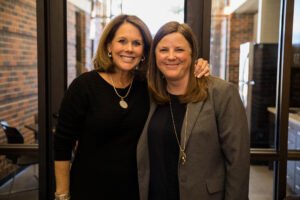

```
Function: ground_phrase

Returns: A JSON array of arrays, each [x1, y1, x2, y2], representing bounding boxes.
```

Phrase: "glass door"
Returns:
[[0, 1, 39, 199], [286, 0, 300, 198], [209, 0, 298, 199]]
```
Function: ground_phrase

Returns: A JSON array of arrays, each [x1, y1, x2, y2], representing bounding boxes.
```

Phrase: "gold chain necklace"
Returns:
[[169, 95, 188, 165], [109, 74, 133, 109]]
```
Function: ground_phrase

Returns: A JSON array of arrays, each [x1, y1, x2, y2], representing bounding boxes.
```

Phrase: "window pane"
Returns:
[[0, 0, 39, 198], [210, 0, 284, 198], [287, 160, 300, 197], [288, 0, 300, 152], [122, 0, 184, 35], [66, 0, 185, 84], [250, 162, 274, 200], [210, 0, 281, 149], [287, 1, 300, 197]]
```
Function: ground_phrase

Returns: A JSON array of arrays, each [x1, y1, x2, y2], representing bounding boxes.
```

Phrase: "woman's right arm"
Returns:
[[53, 74, 88, 198], [55, 160, 71, 195]]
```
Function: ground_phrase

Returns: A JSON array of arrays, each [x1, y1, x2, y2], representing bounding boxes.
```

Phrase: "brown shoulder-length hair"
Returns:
[[93, 14, 152, 78], [147, 21, 209, 104]]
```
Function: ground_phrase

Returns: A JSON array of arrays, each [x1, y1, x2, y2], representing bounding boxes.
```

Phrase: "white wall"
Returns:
[[257, 0, 280, 43], [68, 0, 91, 13], [253, 13, 258, 43]]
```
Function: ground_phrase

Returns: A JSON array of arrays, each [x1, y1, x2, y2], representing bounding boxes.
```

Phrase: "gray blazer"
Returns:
[[137, 77, 250, 200]]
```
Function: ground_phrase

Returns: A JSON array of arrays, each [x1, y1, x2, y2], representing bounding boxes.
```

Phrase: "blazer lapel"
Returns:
[[180, 101, 205, 146], [148, 100, 157, 119], [137, 100, 157, 169]]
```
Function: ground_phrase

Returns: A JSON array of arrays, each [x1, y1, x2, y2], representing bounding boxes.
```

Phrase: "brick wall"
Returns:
[[67, 2, 94, 86], [0, 0, 94, 181], [210, 15, 228, 79], [227, 13, 254, 84], [210, 11, 254, 84], [0, 0, 38, 136], [0, 0, 37, 179], [67, 2, 77, 85]]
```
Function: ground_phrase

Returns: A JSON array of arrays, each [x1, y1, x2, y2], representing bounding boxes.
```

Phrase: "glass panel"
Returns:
[[287, 1, 300, 197], [66, 0, 185, 84], [0, 0, 38, 199], [67, 0, 94, 84], [122, 0, 184, 35], [286, 160, 300, 197], [250, 162, 274, 200], [210, 0, 281, 149], [210, 0, 287, 197], [210, 0, 228, 79], [288, 0, 300, 151]]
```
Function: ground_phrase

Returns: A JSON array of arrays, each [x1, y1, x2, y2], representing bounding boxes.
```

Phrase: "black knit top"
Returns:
[[54, 70, 149, 200], [148, 95, 186, 200]]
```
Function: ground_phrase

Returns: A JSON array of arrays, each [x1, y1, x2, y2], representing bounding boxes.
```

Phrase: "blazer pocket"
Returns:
[[206, 177, 225, 194]]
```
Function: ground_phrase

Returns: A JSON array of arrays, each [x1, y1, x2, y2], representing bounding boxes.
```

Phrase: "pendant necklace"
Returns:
[[109, 74, 133, 109], [169, 95, 188, 165]]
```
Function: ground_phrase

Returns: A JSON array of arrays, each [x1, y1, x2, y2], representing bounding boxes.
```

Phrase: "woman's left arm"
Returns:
[[217, 83, 250, 200]]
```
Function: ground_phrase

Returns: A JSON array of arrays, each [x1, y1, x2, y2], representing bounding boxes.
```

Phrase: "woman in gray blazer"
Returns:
[[137, 21, 250, 200]]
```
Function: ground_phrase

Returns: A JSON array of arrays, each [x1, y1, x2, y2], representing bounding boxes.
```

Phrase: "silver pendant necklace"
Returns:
[[169, 95, 188, 165], [109, 74, 133, 109]]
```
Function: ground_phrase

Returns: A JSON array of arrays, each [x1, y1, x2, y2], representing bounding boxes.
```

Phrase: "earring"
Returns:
[[140, 56, 145, 62], [108, 52, 112, 58], [135, 65, 139, 70]]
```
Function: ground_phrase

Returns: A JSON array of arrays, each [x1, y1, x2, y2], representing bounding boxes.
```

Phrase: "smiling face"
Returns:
[[155, 32, 192, 84], [107, 22, 144, 73]]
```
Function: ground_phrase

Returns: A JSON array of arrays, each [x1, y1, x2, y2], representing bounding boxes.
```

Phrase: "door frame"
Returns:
[[36, 0, 67, 199], [191, 0, 298, 199], [36, 0, 299, 199]]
